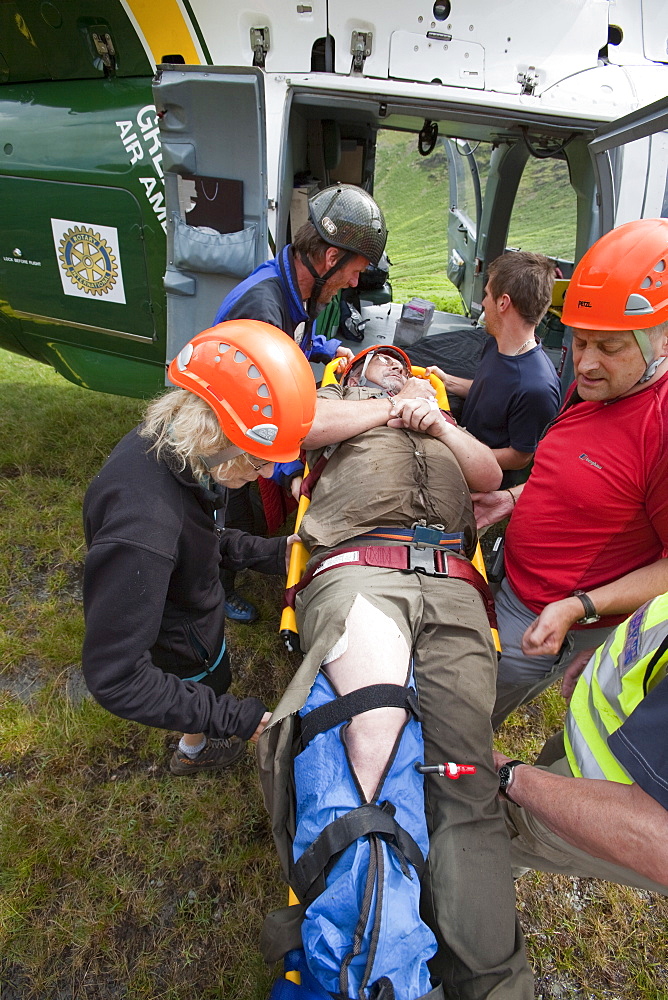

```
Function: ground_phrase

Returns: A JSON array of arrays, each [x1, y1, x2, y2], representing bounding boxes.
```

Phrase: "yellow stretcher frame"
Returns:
[[279, 359, 500, 651]]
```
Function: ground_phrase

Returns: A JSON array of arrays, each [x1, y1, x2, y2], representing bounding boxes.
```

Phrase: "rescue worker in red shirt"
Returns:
[[473, 219, 668, 727]]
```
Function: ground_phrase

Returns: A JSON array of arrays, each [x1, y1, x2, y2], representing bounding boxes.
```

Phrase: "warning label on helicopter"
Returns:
[[51, 219, 126, 304]]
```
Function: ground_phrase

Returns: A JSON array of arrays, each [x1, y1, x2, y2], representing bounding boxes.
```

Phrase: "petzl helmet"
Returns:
[[168, 320, 317, 462], [562, 218, 668, 331], [309, 184, 387, 267], [340, 344, 412, 385], [562, 218, 668, 382]]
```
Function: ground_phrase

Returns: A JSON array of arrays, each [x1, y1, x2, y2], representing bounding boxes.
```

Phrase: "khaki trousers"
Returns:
[[260, 563, 534, 1000]]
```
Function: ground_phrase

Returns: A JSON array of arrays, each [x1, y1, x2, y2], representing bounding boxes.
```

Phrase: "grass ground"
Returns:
[[1, 347, 667, 999]]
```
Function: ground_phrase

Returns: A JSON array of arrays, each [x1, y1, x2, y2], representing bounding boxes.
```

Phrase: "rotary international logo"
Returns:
[[58, 225, 118, 296]]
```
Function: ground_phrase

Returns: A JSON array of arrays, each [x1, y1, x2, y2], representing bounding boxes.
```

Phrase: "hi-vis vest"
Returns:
[[565, 593, 668, 782]]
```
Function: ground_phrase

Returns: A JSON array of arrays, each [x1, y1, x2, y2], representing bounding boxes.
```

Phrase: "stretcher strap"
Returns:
[[299, 453, 328, 501], [299, 443, 339, 501], [291, 802, 426, 905], [300, 684, 420, 749], [284, 545, 497, 630], [355, 526, 465, 550]]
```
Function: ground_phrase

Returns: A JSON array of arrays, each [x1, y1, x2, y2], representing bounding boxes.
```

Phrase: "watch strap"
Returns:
[[573, 590, 599, 623]]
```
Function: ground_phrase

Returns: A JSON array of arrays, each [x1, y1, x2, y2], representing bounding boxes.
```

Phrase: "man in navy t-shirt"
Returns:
[[431, 251, 561, 487]]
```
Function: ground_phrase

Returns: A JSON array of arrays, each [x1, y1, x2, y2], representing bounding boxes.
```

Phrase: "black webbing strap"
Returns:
[[290, 801, 426, 905], [300, 683, 420, 749]]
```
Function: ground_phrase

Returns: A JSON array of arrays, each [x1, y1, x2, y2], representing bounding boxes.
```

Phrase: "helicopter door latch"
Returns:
[[92, 32, 116, 75], [351, 31, 373, 74], [517, 66, 539, 96], [251, 27, 270, 68]]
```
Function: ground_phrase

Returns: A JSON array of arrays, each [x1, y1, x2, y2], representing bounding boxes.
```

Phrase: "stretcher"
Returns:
[[279, 359, 500, 652], [272, 359, 501, 997]]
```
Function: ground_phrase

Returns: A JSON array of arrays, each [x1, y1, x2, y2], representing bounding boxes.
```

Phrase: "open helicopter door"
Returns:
[[153, 66, 268, 368], [558, 94, 668, 389], [444, 139, 483, 319], [587, 94, 668, 239]]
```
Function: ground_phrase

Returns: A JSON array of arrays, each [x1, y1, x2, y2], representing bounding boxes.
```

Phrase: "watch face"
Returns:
[[498, 765, 512, 789]]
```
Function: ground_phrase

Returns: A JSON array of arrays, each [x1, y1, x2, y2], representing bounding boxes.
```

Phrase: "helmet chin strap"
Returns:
[[301, 250, 354, 322], [634, 329, 667, 384]]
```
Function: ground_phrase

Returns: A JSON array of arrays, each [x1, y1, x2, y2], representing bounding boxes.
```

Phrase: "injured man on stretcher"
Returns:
[[258, 346, 534, 1000]]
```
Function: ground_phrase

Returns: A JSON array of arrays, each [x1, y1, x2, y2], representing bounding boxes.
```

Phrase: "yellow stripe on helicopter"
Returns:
[[123, 0, 203, 67]]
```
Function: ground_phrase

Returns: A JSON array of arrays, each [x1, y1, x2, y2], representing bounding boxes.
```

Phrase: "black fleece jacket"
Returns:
[[82, 427, 286, 740]]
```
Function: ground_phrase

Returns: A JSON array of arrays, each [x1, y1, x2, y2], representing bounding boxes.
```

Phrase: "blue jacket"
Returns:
[[213, 245, 341, 364]]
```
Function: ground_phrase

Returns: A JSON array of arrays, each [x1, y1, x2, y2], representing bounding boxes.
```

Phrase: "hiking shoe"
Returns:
[[224, 592, 258, 623], [169, 737, 246, 775]]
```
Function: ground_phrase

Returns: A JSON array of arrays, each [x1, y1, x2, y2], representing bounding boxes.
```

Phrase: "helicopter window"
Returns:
[[506, 155, 576, 266], [177, 175, 244, 235]]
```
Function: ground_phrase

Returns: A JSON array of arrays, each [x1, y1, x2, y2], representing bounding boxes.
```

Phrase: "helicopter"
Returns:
[[1, 0, 668, 398]]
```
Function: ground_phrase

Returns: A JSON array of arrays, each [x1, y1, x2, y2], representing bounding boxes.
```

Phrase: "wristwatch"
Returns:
[[498, 759, 526, 799], [573, 590, 600, 625]]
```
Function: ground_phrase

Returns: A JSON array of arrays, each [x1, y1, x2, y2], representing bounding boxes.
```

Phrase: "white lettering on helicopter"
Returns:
[[116, 105, 166, 232]]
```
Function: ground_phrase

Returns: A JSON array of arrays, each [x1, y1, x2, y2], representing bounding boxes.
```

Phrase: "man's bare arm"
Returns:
[[521, 557, 668, 657], [303, 377, 436, 449], [389, 397, 502, 492], [471, 484, 525, 529], [425, 364, 473, 399], [492, 445, 533, 471], [493, 751, 668, 887]]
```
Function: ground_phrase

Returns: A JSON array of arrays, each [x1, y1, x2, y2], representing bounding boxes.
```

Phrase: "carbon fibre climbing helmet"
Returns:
[[168, 320, 317, 462], [340, 344, 412, 384], [309, 184, 387, 267], [562, 219, 668, 333]]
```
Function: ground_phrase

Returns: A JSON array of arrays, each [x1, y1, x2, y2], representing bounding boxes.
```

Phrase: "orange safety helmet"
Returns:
[[340, 344, 412, 384], [562, 218, 668, 333], [167, 320, 317, 462]]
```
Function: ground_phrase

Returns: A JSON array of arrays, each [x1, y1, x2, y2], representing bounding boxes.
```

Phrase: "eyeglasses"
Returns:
[[245, 454, 272, 472], [373, 352, 409, 375]]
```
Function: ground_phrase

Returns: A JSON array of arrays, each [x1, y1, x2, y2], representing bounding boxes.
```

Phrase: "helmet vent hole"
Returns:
[[234, 350, 247, 363], [252, 404, 260, 411], [218, 342, 231, 353], [262, 405, 273, 417], [247, 364, 261, 378], [257, 383, 270, 397], [655, 260, 666, 273], [641, 276, 652, 288], [176, 343, 193, 371]]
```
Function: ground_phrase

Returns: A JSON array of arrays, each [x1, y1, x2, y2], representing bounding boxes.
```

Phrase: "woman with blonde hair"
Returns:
[[82, 320, 316, 774]]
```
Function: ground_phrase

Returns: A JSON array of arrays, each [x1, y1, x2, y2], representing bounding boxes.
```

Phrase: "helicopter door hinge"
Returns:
[[251, 27, 270, 68], [92, 32, 116, 76], [350, 31, 373, 74], [517, 66, 539, 96]]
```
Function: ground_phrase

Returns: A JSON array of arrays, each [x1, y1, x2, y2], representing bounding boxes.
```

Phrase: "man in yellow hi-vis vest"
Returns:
[[493, 592, 668, 893]]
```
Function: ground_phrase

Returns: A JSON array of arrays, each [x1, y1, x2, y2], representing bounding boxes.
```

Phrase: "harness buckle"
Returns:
[[408, 547, 448, 576], [412, 524, 447, 549]]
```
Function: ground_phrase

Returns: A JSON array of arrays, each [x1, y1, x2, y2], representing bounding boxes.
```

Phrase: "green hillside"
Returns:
[[375, 130, 577, 312]]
